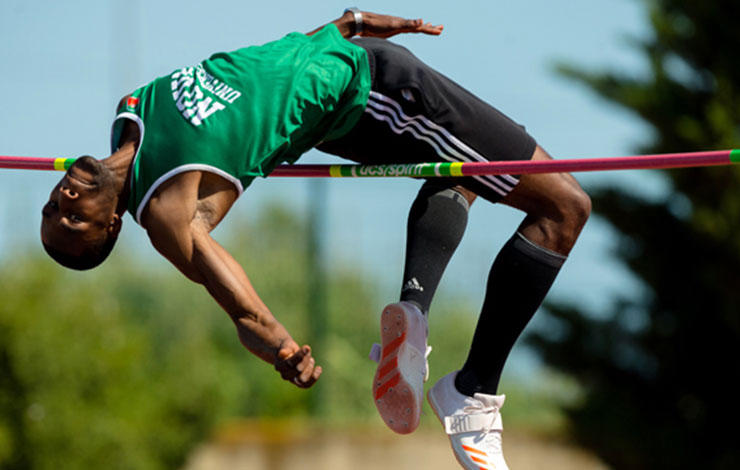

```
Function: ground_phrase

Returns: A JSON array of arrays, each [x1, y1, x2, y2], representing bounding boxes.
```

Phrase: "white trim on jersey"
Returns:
[[111, 112, 145, 168], [134, 164, 244, 225], [365, 91, 520, 197]]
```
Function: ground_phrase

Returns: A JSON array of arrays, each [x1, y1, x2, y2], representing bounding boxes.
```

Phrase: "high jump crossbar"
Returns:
[[1, 150, 739, 177]]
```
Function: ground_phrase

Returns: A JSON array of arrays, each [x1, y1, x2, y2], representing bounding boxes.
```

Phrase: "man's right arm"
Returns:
[[142, 175, 322, 388]]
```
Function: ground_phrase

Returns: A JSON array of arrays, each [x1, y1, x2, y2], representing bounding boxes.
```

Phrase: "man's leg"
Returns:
[[396, 146, 590, 399], [372, 180, 477, 434], [399, 180, 476, 314], [454, 145, 591, 395], [427, 146, 590, 470]]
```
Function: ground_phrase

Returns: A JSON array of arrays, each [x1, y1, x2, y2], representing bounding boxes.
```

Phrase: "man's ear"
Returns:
[[107, 214, 123, 237]]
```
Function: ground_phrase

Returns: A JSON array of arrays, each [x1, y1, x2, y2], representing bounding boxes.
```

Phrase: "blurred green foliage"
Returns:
[[0, 255, 231, 470], [0, 204, 497, 469], [530, 1, 740, 468]]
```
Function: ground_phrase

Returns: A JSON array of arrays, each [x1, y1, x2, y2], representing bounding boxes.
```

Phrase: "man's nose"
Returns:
[[60, 186, 79, 199]]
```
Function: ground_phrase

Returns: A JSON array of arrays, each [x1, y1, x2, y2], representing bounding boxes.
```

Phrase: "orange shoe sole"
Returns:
[[372, 303, 426, 434]]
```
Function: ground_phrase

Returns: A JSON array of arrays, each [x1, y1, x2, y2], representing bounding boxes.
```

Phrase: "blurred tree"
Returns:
[[0, 202, 480, 469], [0, 258, 228, 470], [528, 1, 740, 468]]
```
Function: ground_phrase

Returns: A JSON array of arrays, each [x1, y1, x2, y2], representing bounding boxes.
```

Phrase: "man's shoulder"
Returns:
[[116, 94, 131, 112], [140, 170, 237, 232]]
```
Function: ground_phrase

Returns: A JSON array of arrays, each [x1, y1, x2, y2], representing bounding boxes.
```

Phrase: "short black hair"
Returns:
[[42, 235, 117, 271]]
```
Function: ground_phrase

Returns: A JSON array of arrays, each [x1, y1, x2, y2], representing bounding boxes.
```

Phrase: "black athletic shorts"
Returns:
[[317, 37, 537, 203]]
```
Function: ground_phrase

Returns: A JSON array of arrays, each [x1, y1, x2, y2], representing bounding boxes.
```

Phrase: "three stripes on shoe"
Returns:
[[462, 444, 496, 470], [374, 331, 406, 401], [372, 304, 426, 434]]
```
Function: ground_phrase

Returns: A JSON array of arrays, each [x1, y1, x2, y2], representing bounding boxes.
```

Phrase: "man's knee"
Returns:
[[565, 185, 591, 230], [451, 185, 477, 207], [533, 181, 591, 250], [419, 181, 477, 209], [545, 184, 591, 251]]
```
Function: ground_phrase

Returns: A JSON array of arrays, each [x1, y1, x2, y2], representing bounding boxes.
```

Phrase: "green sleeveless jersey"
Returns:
[[110, 24, 370, 224]]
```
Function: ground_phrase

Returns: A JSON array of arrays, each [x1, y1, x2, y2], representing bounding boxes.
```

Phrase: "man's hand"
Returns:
[[274, 342, 323, 388], [355, 11, 443, 38], [308, 11, 443, 39]]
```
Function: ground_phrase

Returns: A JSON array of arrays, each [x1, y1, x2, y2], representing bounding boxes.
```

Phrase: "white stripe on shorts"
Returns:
[[365, 91, 519, 197]]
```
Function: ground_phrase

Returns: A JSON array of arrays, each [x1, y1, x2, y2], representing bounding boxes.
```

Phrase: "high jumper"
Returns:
[[39, 9, 591, 469]]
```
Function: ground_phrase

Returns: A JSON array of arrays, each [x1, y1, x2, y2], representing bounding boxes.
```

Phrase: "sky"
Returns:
[[0, 1, 662, 377]]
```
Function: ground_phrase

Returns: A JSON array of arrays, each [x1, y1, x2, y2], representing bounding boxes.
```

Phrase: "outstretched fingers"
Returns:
[[360, 12, 444, 38], [402, 18, 444, 35]]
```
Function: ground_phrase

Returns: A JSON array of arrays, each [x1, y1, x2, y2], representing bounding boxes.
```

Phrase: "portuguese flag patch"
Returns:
[[126, 96, 139, 110]]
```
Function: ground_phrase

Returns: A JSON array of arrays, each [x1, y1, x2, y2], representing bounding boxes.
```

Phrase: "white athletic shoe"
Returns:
[[428, 371, 509, 470], [370, 301, 430, 434]]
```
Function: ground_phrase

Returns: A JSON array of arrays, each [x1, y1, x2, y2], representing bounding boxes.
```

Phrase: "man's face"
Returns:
[[40, 156, 119, 255]]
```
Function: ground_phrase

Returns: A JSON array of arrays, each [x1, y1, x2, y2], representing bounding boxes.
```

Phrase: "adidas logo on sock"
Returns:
[[402, 277, 424, 293]]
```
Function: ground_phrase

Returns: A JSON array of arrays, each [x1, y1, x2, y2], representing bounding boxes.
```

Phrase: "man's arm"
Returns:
[[143, 173, 321, 388], [307, 9, 443, 38]]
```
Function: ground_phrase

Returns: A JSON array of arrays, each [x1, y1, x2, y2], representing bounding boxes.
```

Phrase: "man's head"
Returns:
[[40, 156, 123, 270]]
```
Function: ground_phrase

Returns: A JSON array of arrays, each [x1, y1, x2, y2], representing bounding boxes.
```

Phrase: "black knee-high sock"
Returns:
[[455, 232, 566, 396], [400, 183, 469, 314]]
